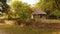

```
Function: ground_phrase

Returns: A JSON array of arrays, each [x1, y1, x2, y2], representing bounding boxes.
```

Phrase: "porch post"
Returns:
[[31, 15, 34, 19]]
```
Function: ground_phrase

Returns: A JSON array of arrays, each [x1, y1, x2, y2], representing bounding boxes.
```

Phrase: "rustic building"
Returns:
[[31, 9, 46, 19]]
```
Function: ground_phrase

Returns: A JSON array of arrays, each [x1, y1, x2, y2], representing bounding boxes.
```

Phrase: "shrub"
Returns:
[[26, 19, 35, 25]]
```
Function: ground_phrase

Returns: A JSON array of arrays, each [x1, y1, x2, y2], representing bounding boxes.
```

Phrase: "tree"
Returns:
[[36, 0, 60, 19], [10, 1, 32, 21], [0, 0, 9, 13]]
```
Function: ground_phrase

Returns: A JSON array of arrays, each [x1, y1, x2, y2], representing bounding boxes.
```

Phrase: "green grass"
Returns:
[[0, 25, 60, 34], [36, 19, 60, 23]]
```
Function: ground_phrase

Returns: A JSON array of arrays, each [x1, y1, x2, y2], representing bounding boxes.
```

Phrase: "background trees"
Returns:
[[1, 0, 60, 19], [0, 0, 9, 18], [36, 0, 60, 19]]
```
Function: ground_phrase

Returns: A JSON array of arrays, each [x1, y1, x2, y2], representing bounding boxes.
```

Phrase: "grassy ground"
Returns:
[[0, 25, 60, 34], [0, 19, 60, 34], [36, 19, 60, 23]]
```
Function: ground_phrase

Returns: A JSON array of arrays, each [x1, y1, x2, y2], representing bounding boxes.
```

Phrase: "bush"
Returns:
[[26, 19, 35, 25], [16, 19, 24, 25]]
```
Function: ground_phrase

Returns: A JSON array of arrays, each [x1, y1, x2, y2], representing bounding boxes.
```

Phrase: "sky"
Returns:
[[20, 0, 38, 5], [7, 0, 39, 5]]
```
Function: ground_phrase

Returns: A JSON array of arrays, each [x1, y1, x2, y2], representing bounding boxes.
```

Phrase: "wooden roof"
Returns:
[[32, 9, 46, 15]]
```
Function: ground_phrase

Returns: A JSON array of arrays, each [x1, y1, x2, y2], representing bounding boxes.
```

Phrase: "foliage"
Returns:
[[0, 0, 6, 3], [26, 19, 35, 25], [52, 9, 60, 17], [0, 0, 9, 13], [10, 1, 32, 24], [36, 0, 60, 19]]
